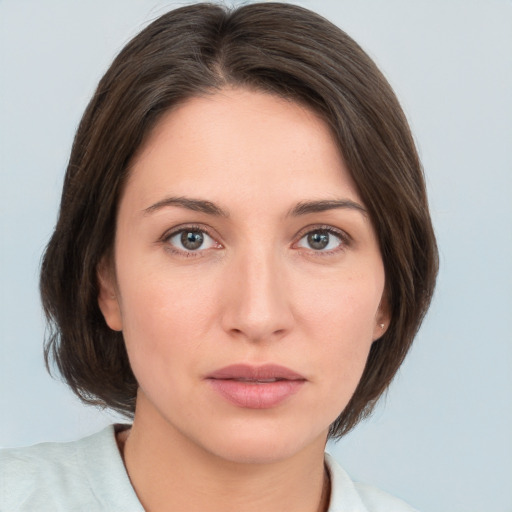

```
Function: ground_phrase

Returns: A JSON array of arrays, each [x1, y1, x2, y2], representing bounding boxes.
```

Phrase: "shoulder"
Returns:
[[353, 483, 420, 512], [324, 453, 419, 512], [0, 425, 142, 512], [1, 433, 86, 511]]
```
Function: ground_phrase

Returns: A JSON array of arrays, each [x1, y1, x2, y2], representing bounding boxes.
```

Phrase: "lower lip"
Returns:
[[207, 379, 305, 409]]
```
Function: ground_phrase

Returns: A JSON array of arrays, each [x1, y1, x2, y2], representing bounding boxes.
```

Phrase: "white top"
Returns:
[[0, 425, 418, 511]]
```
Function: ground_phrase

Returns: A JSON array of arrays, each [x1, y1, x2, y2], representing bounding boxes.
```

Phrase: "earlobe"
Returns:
[[373, 321, 387, 341], [97, 259, 123, 332], [373, 298, 391, 341]]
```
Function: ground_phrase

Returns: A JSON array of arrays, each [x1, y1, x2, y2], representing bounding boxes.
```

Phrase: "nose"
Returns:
[[220, 247, 294, 343]]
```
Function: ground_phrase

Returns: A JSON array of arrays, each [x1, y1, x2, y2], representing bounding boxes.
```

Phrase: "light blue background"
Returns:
[[1, 1, 511, 511]]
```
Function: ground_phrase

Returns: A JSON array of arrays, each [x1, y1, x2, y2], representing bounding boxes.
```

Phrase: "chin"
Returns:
[[199, 422, 329, 465]]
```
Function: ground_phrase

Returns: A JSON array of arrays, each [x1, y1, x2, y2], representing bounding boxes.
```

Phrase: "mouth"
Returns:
[[207, 363, 305, 381], [206, 364, 306, 409], [226, 378, 286, 383]]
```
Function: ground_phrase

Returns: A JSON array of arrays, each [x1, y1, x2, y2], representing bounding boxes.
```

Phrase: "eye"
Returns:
[[296, 228, 346, 252], [166, 228, 219, 253]]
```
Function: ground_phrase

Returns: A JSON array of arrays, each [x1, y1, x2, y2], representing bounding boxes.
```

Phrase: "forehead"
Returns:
[[123, 88, 361, 213]]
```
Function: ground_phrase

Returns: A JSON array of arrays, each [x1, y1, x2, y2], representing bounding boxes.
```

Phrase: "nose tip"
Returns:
[[220, 254, 294, 343], [229, 323, 288, 342]]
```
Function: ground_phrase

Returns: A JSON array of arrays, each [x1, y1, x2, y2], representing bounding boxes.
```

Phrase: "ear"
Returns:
[[372, 296, 391, 341], [97, 258, 123, 331]]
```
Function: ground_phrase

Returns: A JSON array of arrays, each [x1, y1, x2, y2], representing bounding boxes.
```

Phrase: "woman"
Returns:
[[0, 3, 438, 511]]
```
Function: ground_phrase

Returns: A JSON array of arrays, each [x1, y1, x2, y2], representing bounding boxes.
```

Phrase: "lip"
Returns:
[[206, 364, 306, 409]]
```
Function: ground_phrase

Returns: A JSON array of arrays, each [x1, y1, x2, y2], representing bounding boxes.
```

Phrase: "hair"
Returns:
[[40, 1, 438, 438]]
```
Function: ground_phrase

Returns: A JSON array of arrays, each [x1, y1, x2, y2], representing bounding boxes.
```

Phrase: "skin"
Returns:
[[98, 88, 389, 512]]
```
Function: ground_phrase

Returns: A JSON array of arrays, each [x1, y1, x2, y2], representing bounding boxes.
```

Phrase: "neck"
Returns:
[[119, 397, 330, 512]]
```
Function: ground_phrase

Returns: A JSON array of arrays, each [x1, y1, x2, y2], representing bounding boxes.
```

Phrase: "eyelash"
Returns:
[[293, 225, 350, 256], [160, 224, 350, 258], [161, 224, 221, 258]]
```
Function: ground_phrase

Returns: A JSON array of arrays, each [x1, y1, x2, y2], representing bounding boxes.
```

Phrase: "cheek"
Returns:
[[118, 247, 219, 332], [115, 265, 221, 389], [294, 270, 383, 399], [297, 269, 383, 341]]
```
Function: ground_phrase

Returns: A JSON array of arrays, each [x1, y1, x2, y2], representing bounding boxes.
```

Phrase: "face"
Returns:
[[98, 88, 388, 464]]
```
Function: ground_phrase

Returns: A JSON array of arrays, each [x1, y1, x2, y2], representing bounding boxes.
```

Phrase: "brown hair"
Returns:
[[40, 2, 438, 438]]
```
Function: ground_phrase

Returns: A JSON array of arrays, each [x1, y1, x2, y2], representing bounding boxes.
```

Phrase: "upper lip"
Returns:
[[206, 364, 306, 382]]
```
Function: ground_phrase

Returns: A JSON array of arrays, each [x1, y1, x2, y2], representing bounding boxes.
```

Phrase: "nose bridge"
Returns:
[[222, 242, 292, 341]]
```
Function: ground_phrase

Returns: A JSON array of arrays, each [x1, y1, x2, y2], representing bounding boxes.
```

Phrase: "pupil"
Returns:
[[181, 231, 203, 250], [308, 231, 329, 250]]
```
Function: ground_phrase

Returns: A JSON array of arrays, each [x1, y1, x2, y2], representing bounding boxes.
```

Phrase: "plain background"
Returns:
[[1, 1, 511, 511]]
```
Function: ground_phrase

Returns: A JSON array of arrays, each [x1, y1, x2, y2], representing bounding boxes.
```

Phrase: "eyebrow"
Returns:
[[143, 196, 229, 217], [289, 199, 367, 217], [143, 196, 366, 218]]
